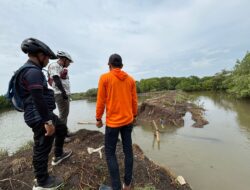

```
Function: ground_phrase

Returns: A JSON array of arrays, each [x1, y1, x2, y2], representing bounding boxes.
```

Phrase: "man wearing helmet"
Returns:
[[17, 38, 72, 190], [48, 51, 73, 142]]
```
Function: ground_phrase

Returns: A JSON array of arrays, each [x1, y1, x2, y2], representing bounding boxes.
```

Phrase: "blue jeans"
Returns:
[[105, 124, 133, 190]]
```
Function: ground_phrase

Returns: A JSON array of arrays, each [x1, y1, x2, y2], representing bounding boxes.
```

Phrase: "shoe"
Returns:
[[99, 184, 112, 190], [67, 131, 76, 137], [33, 175, 63, 190], [51, 149, 72, 166], [64, 137, 71, 143], [122, 183, 132, 190]]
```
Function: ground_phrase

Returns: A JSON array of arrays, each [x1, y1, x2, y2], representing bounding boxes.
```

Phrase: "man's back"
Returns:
[[96, 68, 137, 127], [96, 54, 136, 190]]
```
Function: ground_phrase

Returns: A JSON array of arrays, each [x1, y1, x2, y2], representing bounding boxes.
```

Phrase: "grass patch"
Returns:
[[175, 92, 189, 103], [15, 140, 34, 154], [0, 149, 8, 159], [134, 185, 156, 190]]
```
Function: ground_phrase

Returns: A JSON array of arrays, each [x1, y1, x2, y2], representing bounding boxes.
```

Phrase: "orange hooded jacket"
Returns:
[[96, 68, 138, 127]]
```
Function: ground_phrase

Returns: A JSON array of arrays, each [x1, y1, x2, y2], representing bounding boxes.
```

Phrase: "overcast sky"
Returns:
[[0, 0, 249, 94]]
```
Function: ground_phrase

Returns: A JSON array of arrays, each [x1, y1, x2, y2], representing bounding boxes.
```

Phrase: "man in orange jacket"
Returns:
[[96, 54, 138, 190]]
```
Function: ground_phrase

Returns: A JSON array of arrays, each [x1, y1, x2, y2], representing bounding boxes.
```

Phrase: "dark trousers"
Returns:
[[31, 113, 67, 185], [105, 124, 133, 190]]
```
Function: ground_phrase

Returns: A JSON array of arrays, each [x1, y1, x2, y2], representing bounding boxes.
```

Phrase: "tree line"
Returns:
[[136, 52, 250, 98], [1, 52, 250, 111]]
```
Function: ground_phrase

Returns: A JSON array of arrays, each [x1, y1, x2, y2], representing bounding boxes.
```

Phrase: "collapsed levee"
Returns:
[[137, 91, 208, 128]]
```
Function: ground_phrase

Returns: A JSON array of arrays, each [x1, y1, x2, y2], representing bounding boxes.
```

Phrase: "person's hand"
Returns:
[[96, 120, 103, 128], [62, 92, 68, 100], [44, 123, 55, 136]]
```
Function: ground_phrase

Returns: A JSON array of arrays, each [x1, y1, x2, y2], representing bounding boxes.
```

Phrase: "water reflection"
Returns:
[[1, 95, 250, 190], [138, 120, 181, 151], [190, 92, 250, 141], [134, 93, 250, 190]]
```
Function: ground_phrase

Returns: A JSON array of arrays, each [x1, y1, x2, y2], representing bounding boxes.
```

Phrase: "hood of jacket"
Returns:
[[111, 68, 128, 81]]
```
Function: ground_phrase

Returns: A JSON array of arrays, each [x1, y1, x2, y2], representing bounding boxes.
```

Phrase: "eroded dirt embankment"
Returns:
[[137, 91, 208, 128]]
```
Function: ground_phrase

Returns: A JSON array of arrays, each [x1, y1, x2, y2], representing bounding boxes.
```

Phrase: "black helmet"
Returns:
[[21, 38, 57, 59]]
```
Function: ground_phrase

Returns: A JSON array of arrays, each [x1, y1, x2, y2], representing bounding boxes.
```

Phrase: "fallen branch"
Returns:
[[152, 120, 160, 142], [77, 121, 96, 125]]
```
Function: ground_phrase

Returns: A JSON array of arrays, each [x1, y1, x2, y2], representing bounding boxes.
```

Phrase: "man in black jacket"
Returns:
[[18, 38, 72, 190]]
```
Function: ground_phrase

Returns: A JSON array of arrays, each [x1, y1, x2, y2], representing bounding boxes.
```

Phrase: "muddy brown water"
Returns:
[[0, 92, 250, 190]]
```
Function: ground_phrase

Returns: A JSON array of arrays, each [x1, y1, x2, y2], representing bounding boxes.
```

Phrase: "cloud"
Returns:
[[190, 58, 214, 68], [0, 0, 250, 94]]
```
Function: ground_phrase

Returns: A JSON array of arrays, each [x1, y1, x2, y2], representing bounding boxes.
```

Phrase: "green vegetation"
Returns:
[[85, 88, 98, 98], [226, 52, 250, 98], [134, 186, 156, 190], [70, 92, 86, 100], [0, 95, 11, 111], [0, 149, 8, 159], [71, 88, 97, 100], [136, 71, 230, 93], [15, 140, 33, 154], [136, 52, 250, 98]]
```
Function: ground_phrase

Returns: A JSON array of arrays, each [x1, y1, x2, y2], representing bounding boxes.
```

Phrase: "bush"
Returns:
[[0, 149, 8, 159], [0, 95, 11, 110]]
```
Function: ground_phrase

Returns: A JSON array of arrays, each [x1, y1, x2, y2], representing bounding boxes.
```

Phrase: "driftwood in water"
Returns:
[[77, 121, 96, 125], [152, 120, 160, 142]]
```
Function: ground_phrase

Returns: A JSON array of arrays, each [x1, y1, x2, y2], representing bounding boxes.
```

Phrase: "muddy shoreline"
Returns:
[[0, 129, 192, 190]]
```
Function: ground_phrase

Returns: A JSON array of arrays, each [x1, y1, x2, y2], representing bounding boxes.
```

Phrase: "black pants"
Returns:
[[105, 124, 133, 190], [31, 113, 67, 185]]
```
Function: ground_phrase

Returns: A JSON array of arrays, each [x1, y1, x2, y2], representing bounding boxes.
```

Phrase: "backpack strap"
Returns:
[[5, 63, 40, 111]]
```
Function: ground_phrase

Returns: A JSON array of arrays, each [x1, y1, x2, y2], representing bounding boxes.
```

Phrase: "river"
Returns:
[[0, 92, 250, 190]]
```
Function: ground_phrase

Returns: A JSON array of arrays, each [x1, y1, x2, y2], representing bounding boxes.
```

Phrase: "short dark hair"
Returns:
[[108, 53, 123, 68]]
